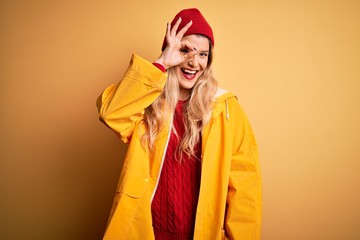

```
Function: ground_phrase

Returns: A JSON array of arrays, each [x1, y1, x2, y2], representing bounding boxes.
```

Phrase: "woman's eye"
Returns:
[[200, 52, 208, 57], [180, 48, 189, 53]]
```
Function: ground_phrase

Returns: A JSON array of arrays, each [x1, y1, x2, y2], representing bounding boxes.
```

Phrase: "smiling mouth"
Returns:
[[181, 68, 198, 80]]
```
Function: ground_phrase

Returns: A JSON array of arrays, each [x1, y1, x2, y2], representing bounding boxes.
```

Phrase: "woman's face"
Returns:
[[175, 34, 210, 100]]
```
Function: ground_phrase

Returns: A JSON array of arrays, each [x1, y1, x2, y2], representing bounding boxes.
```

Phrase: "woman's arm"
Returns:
[[96, 54, 167, 143], [97, 18, 197, 143], [225, 101, 262, 240]]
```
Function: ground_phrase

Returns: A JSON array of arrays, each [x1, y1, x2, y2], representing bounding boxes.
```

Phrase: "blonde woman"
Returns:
[[97, 8, 262, 240]]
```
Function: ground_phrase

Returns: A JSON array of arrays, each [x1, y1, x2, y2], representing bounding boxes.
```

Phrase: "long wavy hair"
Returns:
[[141, 38, 218, 161]]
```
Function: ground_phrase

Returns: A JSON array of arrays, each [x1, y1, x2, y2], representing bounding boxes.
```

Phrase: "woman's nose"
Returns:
[[188, 55, 199, 67]]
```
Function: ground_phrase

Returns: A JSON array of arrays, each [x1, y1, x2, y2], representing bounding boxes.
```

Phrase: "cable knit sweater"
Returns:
[[151, 100, 202, 240]]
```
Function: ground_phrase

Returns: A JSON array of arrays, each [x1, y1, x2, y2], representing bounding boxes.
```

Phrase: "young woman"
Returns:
[[97, 8, 262, 240]]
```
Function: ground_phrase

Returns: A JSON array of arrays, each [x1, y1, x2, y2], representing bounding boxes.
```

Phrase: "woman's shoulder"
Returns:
[[212, 88, 248, 117], [213, 88, 237, 103]]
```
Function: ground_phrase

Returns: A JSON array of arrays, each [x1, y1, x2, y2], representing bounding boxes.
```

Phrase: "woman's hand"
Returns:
[[154, 17, 197, 70]]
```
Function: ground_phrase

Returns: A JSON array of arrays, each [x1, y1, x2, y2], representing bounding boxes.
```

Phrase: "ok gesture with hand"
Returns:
[[154, 17, 197, 70]]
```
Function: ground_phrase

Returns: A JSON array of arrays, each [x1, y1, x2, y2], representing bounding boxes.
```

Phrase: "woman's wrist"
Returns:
[[153, 57, 168, 70], [152, 62, 166, 73]]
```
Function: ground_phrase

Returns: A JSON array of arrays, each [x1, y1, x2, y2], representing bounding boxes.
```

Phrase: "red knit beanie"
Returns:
[[161, 8, 214, 50]]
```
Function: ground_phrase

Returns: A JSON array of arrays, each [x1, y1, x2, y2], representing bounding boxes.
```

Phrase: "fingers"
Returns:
[[161, 18, 196, 67], [169, 17, 192, 39], [177, 20, 192, 39], [170, 17, 182, 37], [165, 22, 171, 39], [181, 41, 198, 59], [181, 41, 196, 52], [185, 50, 197, 61]]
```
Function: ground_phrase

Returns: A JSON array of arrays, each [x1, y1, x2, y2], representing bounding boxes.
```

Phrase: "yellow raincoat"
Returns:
[[97, 54, 262, 240]]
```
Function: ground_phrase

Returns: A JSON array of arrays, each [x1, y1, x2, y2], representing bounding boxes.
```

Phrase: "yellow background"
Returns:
[[1, 0, 360, 239]]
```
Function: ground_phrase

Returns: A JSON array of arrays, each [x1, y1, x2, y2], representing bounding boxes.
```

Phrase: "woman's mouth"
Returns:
[[181, 68, 198, 80]]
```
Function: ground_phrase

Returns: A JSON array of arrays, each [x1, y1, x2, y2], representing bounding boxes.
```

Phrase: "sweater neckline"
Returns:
[[177, 98, 189, 104]]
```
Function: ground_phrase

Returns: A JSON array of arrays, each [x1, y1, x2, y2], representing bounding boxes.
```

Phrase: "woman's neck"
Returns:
[[179, 89, 191, 101]]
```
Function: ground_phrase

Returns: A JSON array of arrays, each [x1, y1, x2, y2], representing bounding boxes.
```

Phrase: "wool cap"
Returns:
[[161, 8, 214, 50]]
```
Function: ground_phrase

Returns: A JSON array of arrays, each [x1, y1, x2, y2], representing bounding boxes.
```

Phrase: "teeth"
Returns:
[[183, 69, 196, 74]]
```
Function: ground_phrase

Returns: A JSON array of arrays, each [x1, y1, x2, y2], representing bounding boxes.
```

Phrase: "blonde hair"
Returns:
[[141, 40, 217, 160]]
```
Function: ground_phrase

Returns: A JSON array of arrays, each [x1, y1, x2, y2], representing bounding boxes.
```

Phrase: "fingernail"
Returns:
[[193, 47, 197, 51]]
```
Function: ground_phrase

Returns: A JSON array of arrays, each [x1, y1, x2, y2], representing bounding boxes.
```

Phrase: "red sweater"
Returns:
[[151, 100, 202, 240]]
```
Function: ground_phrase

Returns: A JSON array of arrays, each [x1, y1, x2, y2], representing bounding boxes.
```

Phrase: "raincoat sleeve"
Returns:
[[225, 99, 262, 240], [96, 53, 167, 143]]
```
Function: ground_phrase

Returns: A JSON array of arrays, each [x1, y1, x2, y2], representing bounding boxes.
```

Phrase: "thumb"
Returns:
[[183, 47, 197, 61], [180, 40, 197, 60]]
